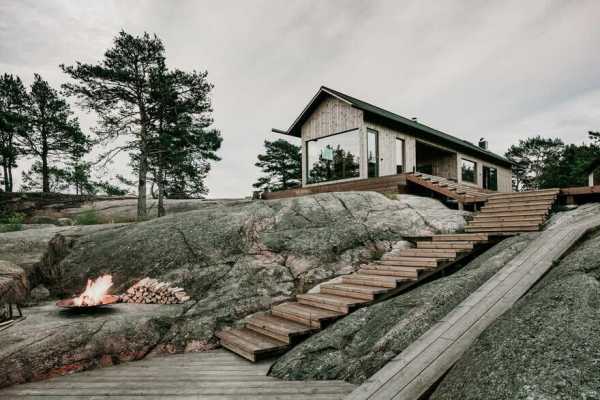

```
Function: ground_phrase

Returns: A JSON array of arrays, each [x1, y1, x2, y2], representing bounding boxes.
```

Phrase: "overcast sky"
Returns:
[[1, 0, 600, 198]]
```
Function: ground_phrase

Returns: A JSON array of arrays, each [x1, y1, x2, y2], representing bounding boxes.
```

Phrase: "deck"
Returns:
[[0, 350, 355, 400]]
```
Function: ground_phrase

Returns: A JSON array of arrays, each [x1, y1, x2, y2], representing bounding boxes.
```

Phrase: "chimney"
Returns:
[[478, 138, 488, 150], [411, 117, 418, 123]]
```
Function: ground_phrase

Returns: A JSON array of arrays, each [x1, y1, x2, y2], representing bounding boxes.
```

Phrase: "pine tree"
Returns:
[[253, 139, 301, 192], [505, 135, 564, 191], [0, 74, 28, 192], [16, 74, 89, 193], [61, 31, 165, 219]]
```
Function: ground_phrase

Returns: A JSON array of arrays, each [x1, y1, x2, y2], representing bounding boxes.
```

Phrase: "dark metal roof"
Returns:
[[273, 86, 514, 168]]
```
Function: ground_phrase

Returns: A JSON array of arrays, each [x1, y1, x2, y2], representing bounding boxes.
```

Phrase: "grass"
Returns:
[[0, 212, 25, 232], [74, 209, 100, 225]]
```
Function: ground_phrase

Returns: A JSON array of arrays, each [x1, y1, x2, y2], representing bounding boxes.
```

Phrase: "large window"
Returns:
[[396, 138, 405, 174], [461, 158, 477, 183], [367, 129, 379, 178], [306, 129, 361, 184]]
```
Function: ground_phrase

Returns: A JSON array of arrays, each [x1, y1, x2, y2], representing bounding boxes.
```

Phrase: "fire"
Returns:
[[73, 275, 113, 307]]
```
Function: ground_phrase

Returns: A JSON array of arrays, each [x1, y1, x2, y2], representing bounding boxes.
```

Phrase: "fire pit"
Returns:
[[56, 275, 119, 309]]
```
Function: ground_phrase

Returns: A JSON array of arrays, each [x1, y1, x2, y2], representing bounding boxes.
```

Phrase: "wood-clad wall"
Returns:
[[456, 152, 512, 192], [364, 121, 416, 176]]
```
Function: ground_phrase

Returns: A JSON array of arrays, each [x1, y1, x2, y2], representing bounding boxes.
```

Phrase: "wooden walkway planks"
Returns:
[[346, 213, 600, 400], [0, 350, 355, 400]]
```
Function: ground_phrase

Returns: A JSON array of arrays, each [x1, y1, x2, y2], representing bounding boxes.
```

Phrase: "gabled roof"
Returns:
[[274, 86, 514, 168]]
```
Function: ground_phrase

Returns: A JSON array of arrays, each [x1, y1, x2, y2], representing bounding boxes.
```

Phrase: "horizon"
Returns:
[[1, 0, 600, 198]]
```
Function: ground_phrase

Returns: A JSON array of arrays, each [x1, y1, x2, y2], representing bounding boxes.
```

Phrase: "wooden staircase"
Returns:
[[216, 233, 490, 361], [217, 189, 560, 362], [465, 189, 559, 234], [405, 172, 489, 204]]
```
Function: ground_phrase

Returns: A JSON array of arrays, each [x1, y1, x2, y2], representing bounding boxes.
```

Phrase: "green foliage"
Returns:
[[0, 211, 24, 232], [21, 159, 96, 194], [74, 209, 99, 225], [506, 133, 600, 191], [505, 135, 565, 191], [14, 74, 90, 193], [253, 139, 301, 192], [0, 73, 28, 192]]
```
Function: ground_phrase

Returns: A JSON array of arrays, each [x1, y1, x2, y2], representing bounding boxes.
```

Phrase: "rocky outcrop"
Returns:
[[0, 192, 467, 388], [269, 233, 536, 383], [429, 205, 600, 400], [0, 261, 28, 312]]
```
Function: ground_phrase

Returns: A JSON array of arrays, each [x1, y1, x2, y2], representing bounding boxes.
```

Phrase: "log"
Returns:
[[123, 278, 190, 305]]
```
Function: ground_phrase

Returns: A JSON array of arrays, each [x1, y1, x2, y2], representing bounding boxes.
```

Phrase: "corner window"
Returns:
[[461, 158, 477, 183], [306, 129, 361, 184], [367, 129, 379, 178]]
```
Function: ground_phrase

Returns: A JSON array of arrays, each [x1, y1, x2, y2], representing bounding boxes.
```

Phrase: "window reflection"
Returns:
[[307, 129, 360, 184]]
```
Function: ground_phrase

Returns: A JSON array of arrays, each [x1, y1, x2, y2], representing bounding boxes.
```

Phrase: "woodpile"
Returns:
[[122, 278, 190, 305]]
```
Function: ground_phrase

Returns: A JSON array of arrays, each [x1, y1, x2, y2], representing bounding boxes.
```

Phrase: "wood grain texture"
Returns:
[[0, 350, 355, 400]]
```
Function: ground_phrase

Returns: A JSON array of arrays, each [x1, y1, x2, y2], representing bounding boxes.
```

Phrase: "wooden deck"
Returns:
[[346, 210, 600, 400], [0, 350, 355, 400]]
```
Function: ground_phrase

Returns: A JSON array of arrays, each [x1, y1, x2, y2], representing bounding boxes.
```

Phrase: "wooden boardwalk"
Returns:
[[346, 212, 600, 400], [0, 350, 355, 400]]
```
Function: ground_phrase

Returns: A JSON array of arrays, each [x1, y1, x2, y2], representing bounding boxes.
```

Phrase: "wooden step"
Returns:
[[396, 249, 459, 258], [320, 283, 388, 300], [486, 195, 556, 205], [417, 241, 474, 250], [377, 257, 439, 267], [297, 293, 367, 313], [465, 225, 540, 233], [271, 302, 343, 329], [216, 328, 288, 361], [467, 221, 541, 228], [475, 210, 548, 218], [359, 265, 421, 279], [482, 201, 554, 209], [487, 189, 559, 200], [472, 215, 545, 223], [245, 314, 314, 344], [431, 233, 488, 242], [341, 274, 400, 288]]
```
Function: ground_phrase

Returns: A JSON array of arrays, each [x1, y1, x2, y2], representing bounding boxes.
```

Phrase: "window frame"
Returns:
[[367, 128, 379, 178], [305, 128, 361, 184], [461, 158, 477, 184]]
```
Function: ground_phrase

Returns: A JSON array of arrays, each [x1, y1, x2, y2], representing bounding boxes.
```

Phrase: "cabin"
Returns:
[[271, 86, 513, 201]]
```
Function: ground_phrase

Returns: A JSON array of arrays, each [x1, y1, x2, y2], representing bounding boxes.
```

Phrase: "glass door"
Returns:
[[483, 166, 498, 190], [395, 138, 405, 174], [367, 129, 379, 178]]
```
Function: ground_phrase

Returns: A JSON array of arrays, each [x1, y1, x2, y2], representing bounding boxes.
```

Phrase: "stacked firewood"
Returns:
[[122, 278, 190, 304]]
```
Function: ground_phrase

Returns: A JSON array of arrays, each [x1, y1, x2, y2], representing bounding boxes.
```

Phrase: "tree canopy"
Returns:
[[253, 139, 301, 192], [0, 73, 28, 191]]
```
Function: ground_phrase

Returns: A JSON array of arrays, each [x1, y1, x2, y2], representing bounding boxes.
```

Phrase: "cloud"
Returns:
[[1, 0, 599, 197]]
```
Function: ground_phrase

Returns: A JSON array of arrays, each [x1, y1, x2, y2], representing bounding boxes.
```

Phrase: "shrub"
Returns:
[[0, 212, 25, 232], [75, 209, 99, 225]]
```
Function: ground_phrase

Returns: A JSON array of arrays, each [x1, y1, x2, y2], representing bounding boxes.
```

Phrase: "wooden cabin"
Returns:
[[273, 87, 513, 197]]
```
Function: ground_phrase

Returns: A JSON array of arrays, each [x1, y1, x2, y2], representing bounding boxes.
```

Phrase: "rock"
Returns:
[[55, 218, 74, 226], [269, 233, 536, 383], [61, 198, 253, 223], [0, 260, 28, 309], [0, 192, 466, 388], [29, 284, 50, 302], [28, 216, 59, 225], [429, 205, 600, 400], [0, 302, 184, 388]]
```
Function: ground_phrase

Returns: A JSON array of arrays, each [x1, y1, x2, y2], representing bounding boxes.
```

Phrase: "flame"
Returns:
[[73, 275, 113, 307]]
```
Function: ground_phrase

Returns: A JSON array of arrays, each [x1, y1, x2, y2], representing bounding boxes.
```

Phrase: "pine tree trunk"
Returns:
[[157, 157, 165, 218], [42, 143, 49, 193], [137, 144, 148, 220], [8, 163, 12, 192], [2, 161, 8, 192]]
